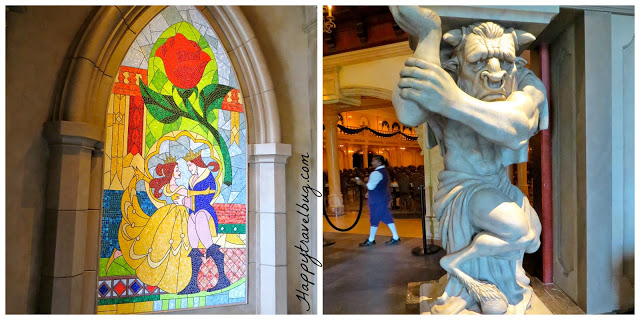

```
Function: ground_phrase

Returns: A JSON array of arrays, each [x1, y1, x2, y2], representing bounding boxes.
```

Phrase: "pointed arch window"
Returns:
[[98, 6, 247, 313]]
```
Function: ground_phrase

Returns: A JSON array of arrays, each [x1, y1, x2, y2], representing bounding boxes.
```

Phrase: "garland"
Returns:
[[335, 124, 418, 141]]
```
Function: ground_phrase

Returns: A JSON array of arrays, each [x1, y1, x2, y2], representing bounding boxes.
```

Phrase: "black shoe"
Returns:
[[359, 239, 376, 247], [385, 238, 401, 245]]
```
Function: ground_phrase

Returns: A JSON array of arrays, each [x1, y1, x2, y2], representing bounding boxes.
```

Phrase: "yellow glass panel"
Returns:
[[116, 302, 135, 314], [97, 304, 117, 314], [134, 301, 154, 313]]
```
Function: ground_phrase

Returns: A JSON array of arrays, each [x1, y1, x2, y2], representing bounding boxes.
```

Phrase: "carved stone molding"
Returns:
[[323, 65, 342, 103], [248, 143, 293, 165], [340, 86, 392, 101], [43, 120, 103, 149], [551, 45, 576, 278], [563, 6, 634, 15], [323, 41, 412, 69], [202, 6, 282, 144]]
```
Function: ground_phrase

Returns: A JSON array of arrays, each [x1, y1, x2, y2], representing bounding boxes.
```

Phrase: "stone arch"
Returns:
[[400, 150, 413, 167], [41, 6, 288, 314], [380, 149, 391, 164]]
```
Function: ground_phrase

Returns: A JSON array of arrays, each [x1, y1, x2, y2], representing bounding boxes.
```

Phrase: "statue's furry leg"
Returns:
[[439, 228, 536, 314]]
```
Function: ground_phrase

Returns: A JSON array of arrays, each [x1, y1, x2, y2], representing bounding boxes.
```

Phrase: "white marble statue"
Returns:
[[390, 6, 548, 314]]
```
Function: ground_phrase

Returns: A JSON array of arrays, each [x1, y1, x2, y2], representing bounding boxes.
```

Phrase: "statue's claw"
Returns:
[[453, 269, 509, 314]]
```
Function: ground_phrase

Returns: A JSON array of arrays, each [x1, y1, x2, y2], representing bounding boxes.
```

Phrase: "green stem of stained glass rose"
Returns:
[[182, 95, 232, 186]]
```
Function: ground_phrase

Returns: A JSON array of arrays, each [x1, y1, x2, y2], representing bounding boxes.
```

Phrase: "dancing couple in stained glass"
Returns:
[[118, 147, 230, 294]]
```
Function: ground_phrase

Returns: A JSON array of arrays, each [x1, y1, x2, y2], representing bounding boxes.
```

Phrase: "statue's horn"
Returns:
[[443, 29, 463, 47], [514, 29, 535, 50]]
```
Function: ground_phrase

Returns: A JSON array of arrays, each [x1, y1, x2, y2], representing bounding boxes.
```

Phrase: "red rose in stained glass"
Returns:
[[156, 33, 211, 89]]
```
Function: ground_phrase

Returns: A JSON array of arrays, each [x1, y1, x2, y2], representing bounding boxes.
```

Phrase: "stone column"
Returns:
[[362, 145, 369, 168], [344, 147, 350, 170], [39, 121, 102, 313], [390, 147, 398, 167], [248, 143, 291, 314], [82, 141, 104, 314], [517, 162, 529, 196], [324, 111, 344, 216], [506, 165, 514, 184], [346, 143, 352, 169]]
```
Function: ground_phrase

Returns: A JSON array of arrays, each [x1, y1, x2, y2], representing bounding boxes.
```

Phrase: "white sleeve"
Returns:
[[366, 171, 383, 190]]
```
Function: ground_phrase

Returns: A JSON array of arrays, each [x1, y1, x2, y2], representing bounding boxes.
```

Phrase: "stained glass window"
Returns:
[[98, 6, 247, 313]]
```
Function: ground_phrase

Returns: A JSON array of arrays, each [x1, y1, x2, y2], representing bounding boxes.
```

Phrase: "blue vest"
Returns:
[[368, 166, 390, 205], [189, 169, 219, 229]]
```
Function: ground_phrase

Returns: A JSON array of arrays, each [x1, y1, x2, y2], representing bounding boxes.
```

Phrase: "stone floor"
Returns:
[[530, 277, 585, 314], [323, 232, 586, 315], [323, 195, 589, 314], [323, 233, 446, 314]]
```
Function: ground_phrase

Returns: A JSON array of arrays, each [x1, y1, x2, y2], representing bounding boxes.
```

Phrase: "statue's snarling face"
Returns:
[[442, 22, 535, 102]]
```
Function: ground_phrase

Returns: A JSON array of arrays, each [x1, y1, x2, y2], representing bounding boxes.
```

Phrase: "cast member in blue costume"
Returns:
[[355, 155, 401, 247]]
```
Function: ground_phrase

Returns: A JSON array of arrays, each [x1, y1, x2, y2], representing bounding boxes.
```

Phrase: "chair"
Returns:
[[340, 173, 350, 202], [410, 172, 425, 212], [397, 173, 412, 210]]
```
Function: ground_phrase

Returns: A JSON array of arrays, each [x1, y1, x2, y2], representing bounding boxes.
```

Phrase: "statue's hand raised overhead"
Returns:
[[390, 6, 443, 127], [398, 57, 463, 115], [389, 6, 442, 66], [389, 6, 440, 40]]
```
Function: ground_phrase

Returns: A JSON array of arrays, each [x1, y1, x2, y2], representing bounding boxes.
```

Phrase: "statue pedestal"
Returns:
[[418, 277, 553, 315]]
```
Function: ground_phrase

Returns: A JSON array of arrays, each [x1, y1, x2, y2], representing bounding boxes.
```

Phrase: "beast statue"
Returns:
[[390, 6, 548, 314]]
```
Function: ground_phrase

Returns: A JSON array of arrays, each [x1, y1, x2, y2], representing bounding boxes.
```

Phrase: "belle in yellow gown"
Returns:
[[117, 160, 198, 294]]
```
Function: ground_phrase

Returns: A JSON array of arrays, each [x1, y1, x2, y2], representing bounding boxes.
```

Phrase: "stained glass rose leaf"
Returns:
[[140, 82, 181, 124], [200, 82, 234, 123]]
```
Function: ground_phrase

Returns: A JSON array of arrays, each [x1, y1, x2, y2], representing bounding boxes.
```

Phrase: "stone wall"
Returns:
[[240, 6, 319, 314], [5, 6, 96, 314]]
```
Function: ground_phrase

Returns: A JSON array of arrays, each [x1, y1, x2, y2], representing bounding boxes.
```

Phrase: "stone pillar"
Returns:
[[39, 121, 102, 313], [390, 147, 398, 167], [324, 112, 344, 216], [517, 162, 529, 196], [248, 143, 291, 314], [344, 147, 351, 170], [362, 145, 369, 168], [82, 141, 104, 314], [346, 143, 352, 169]]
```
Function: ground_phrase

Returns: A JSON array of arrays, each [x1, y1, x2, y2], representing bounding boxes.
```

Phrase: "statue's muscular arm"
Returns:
[[390, 6, 442, 129], [397, 58, 547, 150]]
